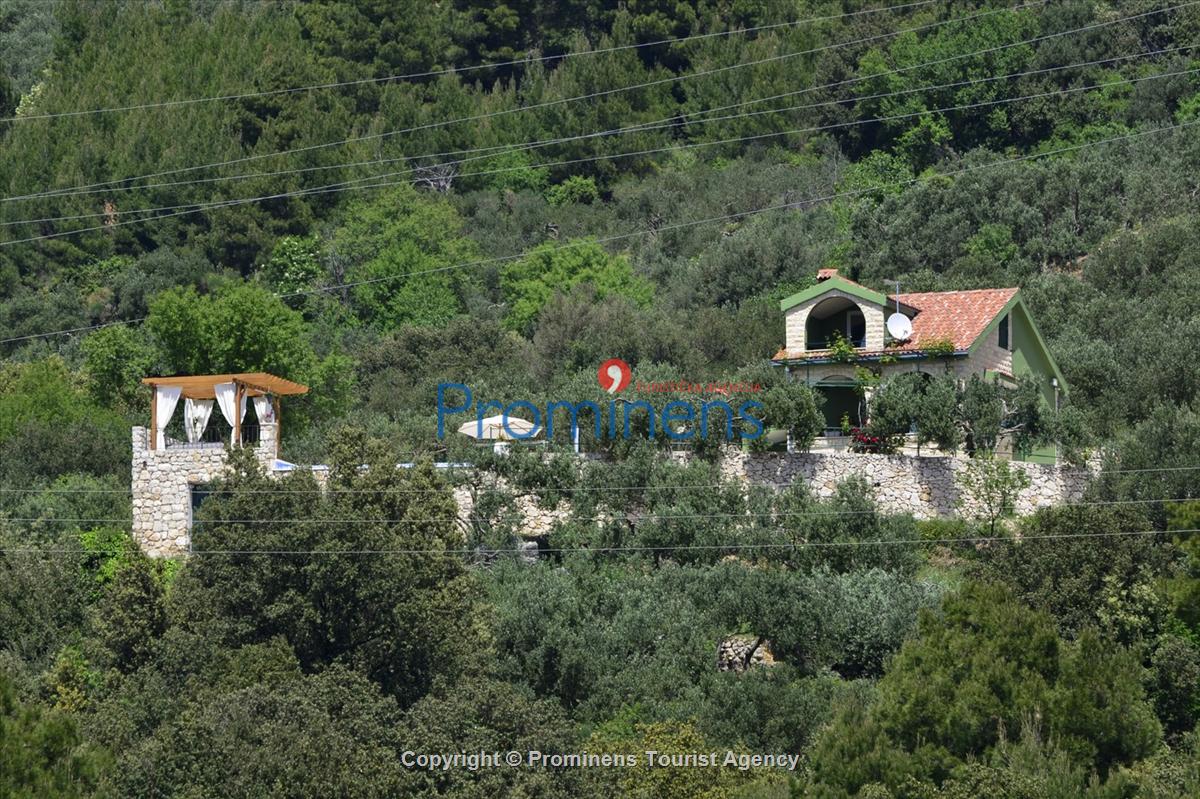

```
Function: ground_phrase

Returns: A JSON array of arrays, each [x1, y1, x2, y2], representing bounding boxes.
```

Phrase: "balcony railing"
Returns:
[[164, 423, 264, 449], [806, 336, 866, 350]]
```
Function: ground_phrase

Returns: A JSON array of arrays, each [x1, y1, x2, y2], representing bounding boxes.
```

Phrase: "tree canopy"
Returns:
[[2, 1, 1200, 795]]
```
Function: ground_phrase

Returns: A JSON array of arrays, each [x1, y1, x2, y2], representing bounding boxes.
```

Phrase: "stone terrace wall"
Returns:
[[456, 450, 1090, 540], [131, 425, 278, 557], [452, 483, 573, 540], [130, 432, 1090, 558], [715, 449, 1090, 519]]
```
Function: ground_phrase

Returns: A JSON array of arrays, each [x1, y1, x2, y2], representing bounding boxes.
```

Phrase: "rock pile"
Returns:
[[716, 635, 776, 673]]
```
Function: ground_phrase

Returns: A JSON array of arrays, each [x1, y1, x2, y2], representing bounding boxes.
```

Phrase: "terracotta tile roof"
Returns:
[[891, 287, 1018, 351], [773, 287, 1018, 362]]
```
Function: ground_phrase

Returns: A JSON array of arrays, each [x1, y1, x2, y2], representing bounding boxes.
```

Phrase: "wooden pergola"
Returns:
[[142, 372, 308, 451]]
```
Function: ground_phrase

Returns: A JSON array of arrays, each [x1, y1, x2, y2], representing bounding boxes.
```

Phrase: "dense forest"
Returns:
[[2, 1, 1200, 797]]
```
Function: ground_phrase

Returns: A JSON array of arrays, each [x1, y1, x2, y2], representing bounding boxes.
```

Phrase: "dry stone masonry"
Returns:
[[131, 425, 279, 557], [716, 635, 777, 673], [715, 449, 1090, 518], [452, 484, 574, 540], [450, 449, 1091, 556], [131, 425, 1089, 558]]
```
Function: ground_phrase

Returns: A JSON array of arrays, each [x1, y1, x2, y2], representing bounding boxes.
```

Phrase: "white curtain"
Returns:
[[154, 386, 182, 449], [184, 398, 214, 444], [253, 395, 274, 425], [214, 382, 248, 443]]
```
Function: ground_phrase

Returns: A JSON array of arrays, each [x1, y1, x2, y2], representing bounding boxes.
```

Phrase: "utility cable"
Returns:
[[0, 0, 942, 124], [10, 38, 1187, 205], [4, 115, 1198, 343], [0, 527, 1189, 558], [7, 49, 1194, 230], [1, 0, 1053, 202]]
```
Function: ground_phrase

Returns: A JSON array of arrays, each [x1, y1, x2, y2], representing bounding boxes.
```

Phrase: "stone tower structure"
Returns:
[[131, 372, 307, 556]]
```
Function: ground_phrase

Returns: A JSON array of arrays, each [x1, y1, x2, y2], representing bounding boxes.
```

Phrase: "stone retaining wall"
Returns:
[[131, 425, 278, 557], [456, 450, 1089, 539], [453, 483, 573, 539], [129, 428, 1089, 557], [715, 449, 1089, 519]]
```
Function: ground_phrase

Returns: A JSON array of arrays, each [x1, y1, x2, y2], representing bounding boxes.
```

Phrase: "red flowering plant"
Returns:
[[848, 426, 905, 455]]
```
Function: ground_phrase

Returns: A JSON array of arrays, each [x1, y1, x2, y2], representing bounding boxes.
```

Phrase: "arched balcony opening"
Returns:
[[806, 296, 866, 350]]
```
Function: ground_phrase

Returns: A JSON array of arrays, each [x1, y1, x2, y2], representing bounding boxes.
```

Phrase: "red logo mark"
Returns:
[[598, 358, 632, 394]]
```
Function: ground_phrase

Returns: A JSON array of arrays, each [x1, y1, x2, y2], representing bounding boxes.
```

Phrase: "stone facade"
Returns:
[[788, 361, 859, 385], [715, 449, 1089, 519], [966, 335, 1013, 378], [130, 428, 1087, 558], [453, 482, 574, 539], [130, 429, 576, 558], [784, 288, 886, 353], [131, 425, 278, 557], [788, 350, 1009, 388]]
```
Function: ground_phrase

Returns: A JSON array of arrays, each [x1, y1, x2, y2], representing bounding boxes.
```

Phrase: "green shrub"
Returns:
[[546, 175, 599, 205]]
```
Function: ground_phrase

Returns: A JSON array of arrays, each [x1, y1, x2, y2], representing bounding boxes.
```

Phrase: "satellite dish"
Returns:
[[886, 312, 913, 341]]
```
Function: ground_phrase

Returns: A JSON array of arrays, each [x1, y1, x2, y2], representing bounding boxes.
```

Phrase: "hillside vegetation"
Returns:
[[2, 2, 1200, 797]]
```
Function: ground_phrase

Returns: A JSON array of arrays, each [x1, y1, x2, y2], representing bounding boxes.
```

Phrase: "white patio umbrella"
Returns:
[[458, 415, 540, 451]]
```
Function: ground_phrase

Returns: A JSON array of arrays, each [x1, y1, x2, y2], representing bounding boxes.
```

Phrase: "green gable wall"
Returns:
[[1012, 303, 1059, 463], [779, 276, 888, 312], [967, 295, 1066, 464], [969, 296, 1067, 397], [1011, 303, 1056, 401]]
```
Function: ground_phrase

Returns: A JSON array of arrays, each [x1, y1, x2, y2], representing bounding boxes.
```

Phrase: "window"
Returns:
[[998, 314, 1009, 349], [846, 309, 866, 345], [190, 483, 215, 516]]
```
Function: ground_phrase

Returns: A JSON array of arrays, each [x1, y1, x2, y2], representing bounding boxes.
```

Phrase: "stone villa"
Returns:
[[772, 268, 1067, 462], [131, 277, 1083, 557]]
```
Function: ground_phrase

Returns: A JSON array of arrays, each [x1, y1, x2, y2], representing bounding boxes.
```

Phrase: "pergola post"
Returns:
[[273, 395, 281, 458], [233, 382, 243, 446], [141, 373, 307, 454]]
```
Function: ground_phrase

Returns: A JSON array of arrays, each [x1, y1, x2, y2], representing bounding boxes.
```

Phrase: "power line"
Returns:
[[0, 317, 148, 345], [1, 0, 1053, 203], [4, 115, 1199, 344], [7, 66, 1198, 244], [275, 118, 1200, 297], [0, 527, 1189, 558], [3, 469, 1199, 496], [5, 495, 1198, 527], [1097, 465, 1200, 475], [8, 47, 1193, 230], [0, 482, 730, 495], [0, 0, 942, 124], [12, 35, 1188, 207]]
